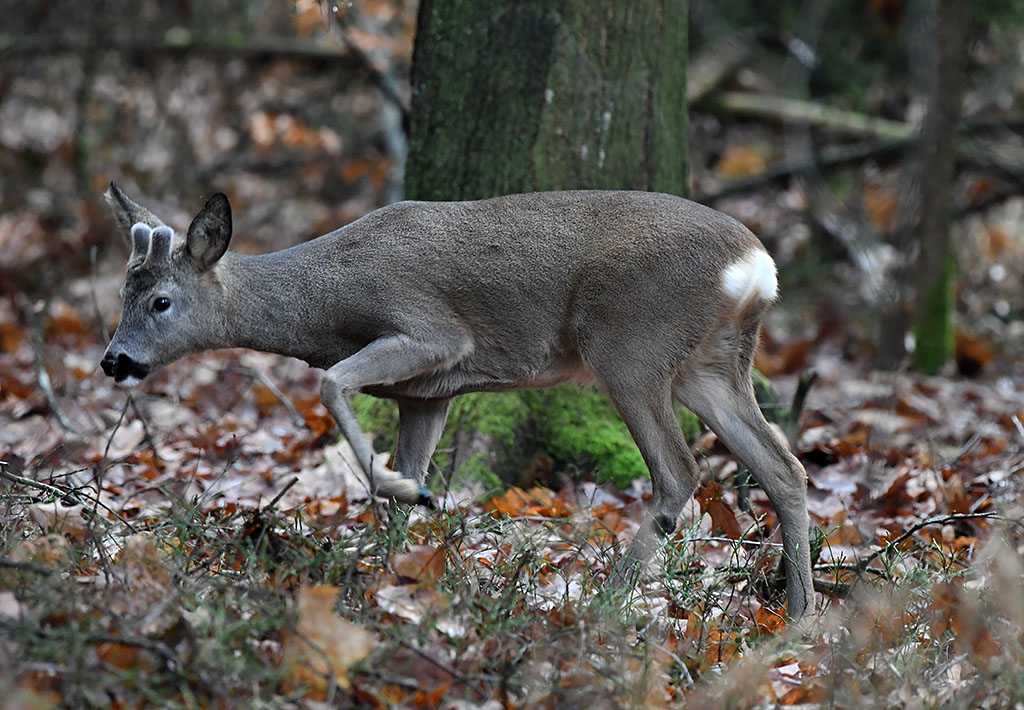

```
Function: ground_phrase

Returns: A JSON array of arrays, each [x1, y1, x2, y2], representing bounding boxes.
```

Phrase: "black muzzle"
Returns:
[[100, 352, 150, 383]]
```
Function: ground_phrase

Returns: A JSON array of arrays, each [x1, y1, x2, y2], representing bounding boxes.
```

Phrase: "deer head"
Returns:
[[100, 183, 233, 386]]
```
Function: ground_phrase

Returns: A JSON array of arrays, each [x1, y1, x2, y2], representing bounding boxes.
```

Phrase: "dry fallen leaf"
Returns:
[[0, 591, 23, 620], [375, 584, 465, 638], [282, 585, 374, 697], [393, 545, 446, 587], [695, 481, 742, 540]]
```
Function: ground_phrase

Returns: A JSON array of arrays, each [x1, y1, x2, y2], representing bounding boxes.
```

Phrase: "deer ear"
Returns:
[[105, 182, 165, 238], [186, 193, 232, 270]]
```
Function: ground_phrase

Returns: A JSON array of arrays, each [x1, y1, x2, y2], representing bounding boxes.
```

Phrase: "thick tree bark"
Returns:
[[406, 0, 688, 201], [401, 0, 690, 487]]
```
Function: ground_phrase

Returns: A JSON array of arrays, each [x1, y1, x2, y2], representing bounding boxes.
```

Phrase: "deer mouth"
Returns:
[[100, 352, 150, 385]]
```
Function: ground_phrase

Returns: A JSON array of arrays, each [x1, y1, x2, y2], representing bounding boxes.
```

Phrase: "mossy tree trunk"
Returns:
[[390, 0, 690, 490], [406, 0, 688, 200]]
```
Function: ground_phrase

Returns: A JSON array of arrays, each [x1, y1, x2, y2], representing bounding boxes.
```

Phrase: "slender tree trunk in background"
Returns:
[[878, 0, 967, 372], [910, 0, 967, 374], [400, 0, 689, 487], [406, 0, 688, 201]]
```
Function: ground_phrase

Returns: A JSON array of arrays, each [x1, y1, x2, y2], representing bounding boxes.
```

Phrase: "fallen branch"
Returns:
[[0, 460, 83, 505], [854, 511, 996, 573], [697, 138, 907, 201], [0, 558, 54, 576], [0, 31, 359, 62], [711, 91, 913, 140]]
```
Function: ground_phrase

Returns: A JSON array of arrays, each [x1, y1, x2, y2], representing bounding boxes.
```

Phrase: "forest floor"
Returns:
[[3, 3, 1024, 708], [1, 283, 1023, 709]]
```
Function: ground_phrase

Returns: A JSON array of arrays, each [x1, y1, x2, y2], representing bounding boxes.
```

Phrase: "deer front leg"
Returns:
[[394, 398, 451, 485], [320, 335, 461, 504]]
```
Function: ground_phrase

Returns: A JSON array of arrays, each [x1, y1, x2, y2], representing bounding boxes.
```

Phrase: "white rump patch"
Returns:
[[722, 249, 778, 305]]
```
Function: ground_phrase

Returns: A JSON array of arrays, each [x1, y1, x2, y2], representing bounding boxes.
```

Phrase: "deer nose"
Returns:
[[100, 352, 150, 382]]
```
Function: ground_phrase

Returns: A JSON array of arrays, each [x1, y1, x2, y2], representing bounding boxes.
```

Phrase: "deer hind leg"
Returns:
[[673, 365, 814, 618], [394, 397, 451, 486], [598, 374, 702, 585]]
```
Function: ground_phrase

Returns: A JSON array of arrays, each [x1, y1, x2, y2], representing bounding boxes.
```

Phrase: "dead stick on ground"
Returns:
[[854, 511, 997, 572], [0, 460, 82, 504]]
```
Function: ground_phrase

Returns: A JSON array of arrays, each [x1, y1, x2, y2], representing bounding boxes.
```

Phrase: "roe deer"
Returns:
[[100, 184, 814, 617]]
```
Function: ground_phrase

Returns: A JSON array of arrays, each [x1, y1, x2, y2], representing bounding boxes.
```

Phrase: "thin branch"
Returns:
[[329, 14, 410, 125], [854, 511, 996, 572], [0, 558, 53, 576], [0, 31, 363, 62], [688, 35, 752, 104], [696, 109, 1024, 203], [225, 365, 304, 428], [31, 302, 80, 434], [697, 138, 908, 201], [0, 460, 82, 505], [261, 477, 300, 516]]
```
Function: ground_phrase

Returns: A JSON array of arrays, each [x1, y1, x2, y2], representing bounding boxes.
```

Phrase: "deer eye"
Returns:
[[152, 297, 171, 312]]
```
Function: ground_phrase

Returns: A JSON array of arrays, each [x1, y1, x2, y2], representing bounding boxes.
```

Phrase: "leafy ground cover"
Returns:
[[1, 291, 1023, 709]]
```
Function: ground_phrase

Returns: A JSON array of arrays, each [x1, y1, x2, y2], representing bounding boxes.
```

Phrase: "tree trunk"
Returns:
[[909, 0, 967, 374], [877, 0, 967, 372], [406, 0, 688, 201], [399, 0, 690, 488]]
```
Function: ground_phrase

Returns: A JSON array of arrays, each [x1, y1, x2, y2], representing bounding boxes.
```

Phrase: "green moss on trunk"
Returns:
[[912, 250, 955, 375], [408, 0, 688, 200], [353, 388, 700, 491]]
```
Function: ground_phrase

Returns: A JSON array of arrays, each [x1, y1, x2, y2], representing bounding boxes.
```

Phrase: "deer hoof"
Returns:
[[655, 514, 677, 536], [416, 485, 436, 509]]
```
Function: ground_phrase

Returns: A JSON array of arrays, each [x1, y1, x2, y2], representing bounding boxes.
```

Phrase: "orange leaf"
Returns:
[[486, 487, 533, 517], [714, 145, 766, 179], [96, 641, 141, 670], [754, 605, 787, 635], [779, 683, 827, 705], [695, 481, 742, 539], [393, 545, 446, 587], [863, 184, 898, 231]]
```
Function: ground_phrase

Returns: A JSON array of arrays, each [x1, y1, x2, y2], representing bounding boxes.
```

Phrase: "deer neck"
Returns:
[[214, 251, 325, 362]]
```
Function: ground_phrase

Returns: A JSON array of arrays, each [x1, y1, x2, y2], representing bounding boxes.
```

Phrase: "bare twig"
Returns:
[[0, 558, 54, 576], [1011, 415, 1024, 445], [31, 302, 80, 434], [0, 460, 82, 504], [329, 9, 410, 124], [854, 511, 997, 572], [225, 365, 304, 428], [261, 477, 300, 516], [785, 369, 818, 444], [813, 562, 888, 578], [812, 577, 851, 597], [711, 91, 913, 140], [0, 31, 366, 62], [127, 395, 163, 467], [688, 35, 752, 104]]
